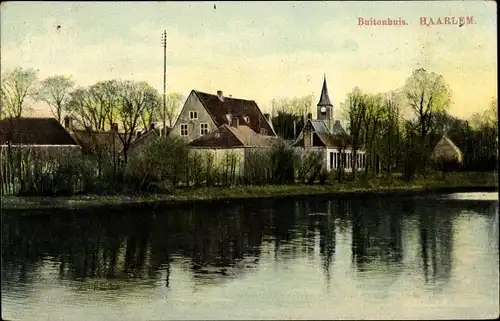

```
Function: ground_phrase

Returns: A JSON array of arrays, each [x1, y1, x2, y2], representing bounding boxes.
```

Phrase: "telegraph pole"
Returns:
[[162, 30, 167, 136]]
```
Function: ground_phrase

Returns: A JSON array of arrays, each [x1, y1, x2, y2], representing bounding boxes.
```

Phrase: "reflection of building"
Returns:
[[292, 76, 366, 172]]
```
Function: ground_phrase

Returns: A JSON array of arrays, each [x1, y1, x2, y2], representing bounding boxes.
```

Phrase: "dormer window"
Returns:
[[190, 111, 198, 120], [243, 116, 250, 123], [225, 114, 232, 122]]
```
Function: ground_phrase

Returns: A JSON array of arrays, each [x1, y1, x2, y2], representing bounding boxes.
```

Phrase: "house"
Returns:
[[431, 135, 464, 164], [176, 90, 280, 176], [63, 116, 125, 158], [126, 124, 161, 160], [0, 117, 82, 195], [170, 89, 276, 143], [292, 75, 366, 172], [0, 117, 81, 155]]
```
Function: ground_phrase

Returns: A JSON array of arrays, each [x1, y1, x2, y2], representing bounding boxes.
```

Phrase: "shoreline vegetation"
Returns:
[[2, 172, 497, 212]]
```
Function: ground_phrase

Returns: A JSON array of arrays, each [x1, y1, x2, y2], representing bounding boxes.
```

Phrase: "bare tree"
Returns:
[[362, 94, 384, 177], [141, 91, 162, 132], [37, 75, 75, 122], [67, 87, 107, 130], [379, 92, 403, 176], [117, 81, 161, 163], [1, 67, 38, 118], [345, 87, 366, 180], [164, 92, 185, 128]]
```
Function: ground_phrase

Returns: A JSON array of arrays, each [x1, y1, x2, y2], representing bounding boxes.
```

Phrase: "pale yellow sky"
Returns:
[[1, 1, 497, 120]]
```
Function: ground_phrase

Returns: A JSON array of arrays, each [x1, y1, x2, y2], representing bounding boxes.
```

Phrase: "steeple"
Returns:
[[316, 74, 334, 133], [317, 74, 333, 107]]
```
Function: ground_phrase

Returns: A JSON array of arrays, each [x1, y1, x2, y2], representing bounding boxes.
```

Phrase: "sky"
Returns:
[[1, 1, 497, 120]]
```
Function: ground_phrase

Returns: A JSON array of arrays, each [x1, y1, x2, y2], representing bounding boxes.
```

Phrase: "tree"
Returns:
[[271, 94, 313, 120], [37, 75, 74, 122], [271, 94, 313, 140], [345, 87, 367, 180], [271, 111, 304, 140], [164, 92, 185, 128], [67, 87, 106, 130], [379, 92, 403, 176], [116, 81, 161, 164], [403, 68, 452, 171], [1, 67, 38, 118], [362, 93, 384, 177]]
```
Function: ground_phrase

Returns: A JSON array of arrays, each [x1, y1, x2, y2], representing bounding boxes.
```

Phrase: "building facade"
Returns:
[[292, 75, 366, 172]]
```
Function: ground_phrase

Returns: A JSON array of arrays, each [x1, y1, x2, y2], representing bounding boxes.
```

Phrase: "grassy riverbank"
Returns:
[[1, 172, 497, 211]]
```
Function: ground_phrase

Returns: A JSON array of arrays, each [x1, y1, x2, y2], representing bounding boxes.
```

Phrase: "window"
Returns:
[[260, 128, 267, 135], [243, 116, 250, 123], [334, 152, 337, 169], [330, 152, 334, 170], [200, 123, 209, 135], [189, 111, 198, 120], [180, 124, 188, 136]]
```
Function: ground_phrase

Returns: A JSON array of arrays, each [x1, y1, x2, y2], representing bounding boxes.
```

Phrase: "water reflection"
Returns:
[[1, 193, 498, 319]]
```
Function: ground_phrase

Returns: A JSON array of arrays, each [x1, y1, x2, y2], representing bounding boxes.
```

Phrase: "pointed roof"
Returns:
[[317, 74, 333, 107], [291, 119, 351, 148], [431, 135, 464, 163]]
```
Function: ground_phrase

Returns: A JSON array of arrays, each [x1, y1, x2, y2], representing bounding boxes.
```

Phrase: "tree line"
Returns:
[[0, 67, 497, 196], [271, 68, 498, 178]]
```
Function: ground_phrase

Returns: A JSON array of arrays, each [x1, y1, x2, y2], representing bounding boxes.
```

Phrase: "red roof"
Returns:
[[193, 91, 275, 136], [0, 117, 79, 146]]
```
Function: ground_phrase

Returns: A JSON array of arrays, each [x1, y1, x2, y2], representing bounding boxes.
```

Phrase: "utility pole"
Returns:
[[162, 30, 167, 136]]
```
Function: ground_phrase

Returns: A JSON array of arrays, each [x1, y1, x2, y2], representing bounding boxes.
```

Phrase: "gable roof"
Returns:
[[193, 90, 276, 136], [71, 129, 125, 154], [432, 135, 464, 162], [0, 117, 79, 146], [126, 128, 161, 153], [292, 119, 351, 148], [188, 124, 279, 148]]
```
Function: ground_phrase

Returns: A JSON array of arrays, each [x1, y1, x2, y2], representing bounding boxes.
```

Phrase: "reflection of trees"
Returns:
[[351, 198, 404, 272], [418, 202, 456, 286]]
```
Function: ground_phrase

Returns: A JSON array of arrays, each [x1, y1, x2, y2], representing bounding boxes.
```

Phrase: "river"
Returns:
[[1, 192, 498, 320]]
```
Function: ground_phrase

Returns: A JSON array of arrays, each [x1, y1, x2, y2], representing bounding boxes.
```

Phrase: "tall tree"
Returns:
[[117, 81, 161, 163], [37, 75, 74, 122], [345, 87, 367, 179], [379, 92, 403, 176], [403, 68, 452, 171], [1, 67, 38, 118]]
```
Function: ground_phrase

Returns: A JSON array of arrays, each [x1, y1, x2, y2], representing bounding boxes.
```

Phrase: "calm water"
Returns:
[[1, 192, 499, 320]]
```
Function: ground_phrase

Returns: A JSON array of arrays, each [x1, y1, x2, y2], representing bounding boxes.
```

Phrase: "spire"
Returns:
[[317, 74, 333, 107]]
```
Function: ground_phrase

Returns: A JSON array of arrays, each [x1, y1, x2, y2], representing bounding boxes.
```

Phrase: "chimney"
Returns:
[[307, 112, 312, 120], [231, 116, 239, 128], [217, 90, 224, 102], [264, 113, 270, 122], [64, 116, 73, 129]]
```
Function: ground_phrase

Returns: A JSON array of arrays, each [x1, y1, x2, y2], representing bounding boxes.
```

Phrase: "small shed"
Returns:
[[431, 135, 464, 163]]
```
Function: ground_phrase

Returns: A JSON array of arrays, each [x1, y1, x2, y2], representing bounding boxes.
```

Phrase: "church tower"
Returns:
[[317, 74, 334, 133]]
